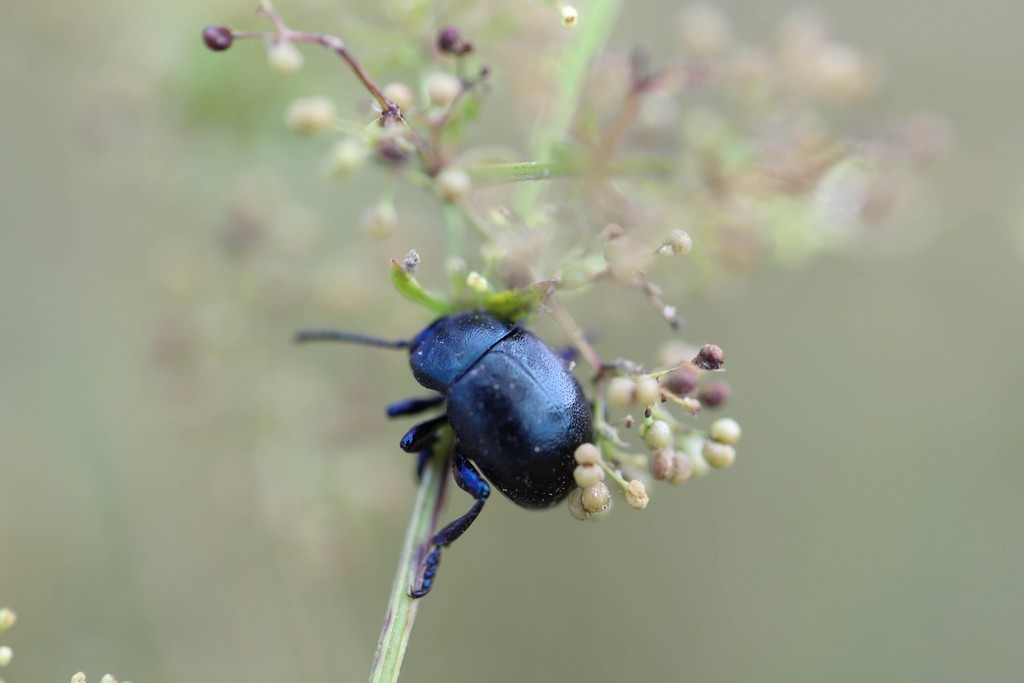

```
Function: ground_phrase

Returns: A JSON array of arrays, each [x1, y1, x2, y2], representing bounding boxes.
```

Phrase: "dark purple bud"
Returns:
[[661, 363, 699, 396], [376, 139, 409, 164], [203, 25, 234, 52], [693, 343, 725, 370], [698, 381, 731, 408], [437, 26, 462, 53]]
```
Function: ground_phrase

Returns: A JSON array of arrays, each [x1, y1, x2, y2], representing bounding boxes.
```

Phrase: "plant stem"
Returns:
[[368, 438, 451, 683], [513, 0, 624, 215]]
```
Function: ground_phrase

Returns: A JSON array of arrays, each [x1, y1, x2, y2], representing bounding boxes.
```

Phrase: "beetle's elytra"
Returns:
[[297, 309, 594, 597]]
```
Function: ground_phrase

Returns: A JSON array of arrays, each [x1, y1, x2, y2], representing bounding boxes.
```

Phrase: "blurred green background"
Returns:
[[2, 0, 1022, 681]]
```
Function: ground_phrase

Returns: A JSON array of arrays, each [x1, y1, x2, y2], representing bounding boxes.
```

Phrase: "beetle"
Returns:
[[297, 309, 593, 597]]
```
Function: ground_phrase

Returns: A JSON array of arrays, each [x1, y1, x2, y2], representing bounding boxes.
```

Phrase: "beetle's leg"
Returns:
[[386, 395, 445, 418], [399, 414, 449, 453], [410, 449, 490, 598]]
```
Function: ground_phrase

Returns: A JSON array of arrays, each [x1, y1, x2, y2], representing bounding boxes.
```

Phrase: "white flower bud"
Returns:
[[560, 5, 579, 28], [702, 439, 737, 468], [574, 442, 600, 466], [267, 40, 304, 75], [424, 72, 461, 108], [285, 96, 336, 135], [708, 417, 741, 445]]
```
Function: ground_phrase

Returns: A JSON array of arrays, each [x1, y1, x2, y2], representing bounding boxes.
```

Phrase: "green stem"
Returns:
[[368, 437, 451, 683], [513, 0, 624, 215]]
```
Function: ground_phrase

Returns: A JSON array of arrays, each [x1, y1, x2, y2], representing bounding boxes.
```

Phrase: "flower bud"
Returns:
[[702, 440, 737, 468], [202, 25, 233, 51], [582, 482, 611, 513], [606, 377, 636, 411], [561, 5, 579, 28], [360, 202, 398, 240], [435, 168, 471, 202], [625, 479, 649, 509], [698, 380, 731, 407], [651, 449, 675, 480], [709, 417, 741, 445], [323, 137, 370, 178], [574, 464, 604, 488], [101, 676, 118, 683], [465, 271, 489, 294], [568, 487, 590, 520], [285, 97, 336, 135], [382, 82, 414, 111], [669, 451, 694, 484], [425, 72, 462, 108], [634, 376, 662, 408], [574, 442, 600, 466], [661, 363, 698, 396], [0, 645, 11, 667], [658, 229, 693, 256], [641, 420, 672, 451], [71, 673, 87, 683], [0, 607, 15, 632], [267, 40, 304, 75]]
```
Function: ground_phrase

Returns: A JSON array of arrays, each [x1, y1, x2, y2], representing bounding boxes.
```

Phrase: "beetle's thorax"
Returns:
[[408, 310, 513, 392]]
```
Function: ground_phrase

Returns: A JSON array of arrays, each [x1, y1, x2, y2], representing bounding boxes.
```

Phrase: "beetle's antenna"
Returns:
[[294, 330, 411, 349]]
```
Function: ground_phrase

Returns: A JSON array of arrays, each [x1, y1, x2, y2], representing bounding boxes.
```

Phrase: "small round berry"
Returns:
[[661, 363, 698, 396], [702, 440, 737, 469], [642, 420, 672, 451], [560, 5, 579, 28], [669, 451, 694, 484], [581, 481, 611, 513], [0, 607, 15, 632], [435, 168, 471, 202], [568, 487, 590, 520], [658, 229, 693, 256], [574, 464, 604, 488], [285, 96, 336, 135], [202, 25, 234, 51], [382, 82, 414, 111], [574, 442, 600, 466], [693, 343, 725, 370], [635, 376, 662, 408], [424, 72, 462, 108], [323, 137, 370, 178], [709, 417, 741, 445], [267, 40, 304, 75], [606, 377, 636, 411], [0, 645, 11, 667], [698, 380, 731, 407], [625, 479, 649, 509], [651, 449, 675, 480], [360, 202, 398, 240]]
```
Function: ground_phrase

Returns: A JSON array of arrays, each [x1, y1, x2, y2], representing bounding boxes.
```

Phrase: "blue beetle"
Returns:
[[297, 309, 593, 597]]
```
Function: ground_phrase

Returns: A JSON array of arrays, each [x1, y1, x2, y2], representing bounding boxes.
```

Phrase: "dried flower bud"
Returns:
[[709, 417, 741, 445], [382, 82, 414, 111], [582, 482, 611, 513], [285, 97, 336, 135], [202, 25, 234, 51], [425, 72, 462, 108], [267, 40, 304, 75], [651, 449, 675, 480], [574, 464, 604, 488], [641, 419, 672, 451], [606, 377, 636, 411], [693, 343, 724, 370], [574, 442, 600, 466], [661, 363, 699, 396], [702, 440, 737, 468], [625, 479, 649, 509], [698, 380, 731, 407], [568, 487, 590, 520], [402, 250, 420, 274], [635, 376, 662, 408]]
